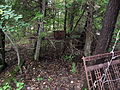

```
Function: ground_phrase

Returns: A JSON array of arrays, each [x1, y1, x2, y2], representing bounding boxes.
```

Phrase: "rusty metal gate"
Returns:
[[83, 51, 120, 90]]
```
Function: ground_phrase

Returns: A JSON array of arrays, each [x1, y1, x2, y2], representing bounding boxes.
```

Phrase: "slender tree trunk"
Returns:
[[70, 5, 86, 35], [64, 0, 67, 35], [0, 29, 6, 72], [57, 10, 60, 30], [34, 23, 42, 60], [68, 1, 76, 31], [69, 14, 74, 31], [63, 0, 68, 53], [84, 1, 94, 56], [72, 5, 86, 32], [34, 0, 45, 60], [94, 0, 120, 55], [53, 6, 56, 30]]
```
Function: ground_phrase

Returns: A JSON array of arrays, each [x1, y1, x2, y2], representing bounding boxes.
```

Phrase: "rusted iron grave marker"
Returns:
[[82, 51, 120, 90]]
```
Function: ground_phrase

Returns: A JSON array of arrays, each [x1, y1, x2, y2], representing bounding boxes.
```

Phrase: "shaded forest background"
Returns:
[[0, 0, 120, 89]]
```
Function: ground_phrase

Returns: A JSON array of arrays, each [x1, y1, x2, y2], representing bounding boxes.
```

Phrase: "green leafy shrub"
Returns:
[[16, 81, 24, 90], [0, 78, 25, 90], [0, 5, 22, 31], [71, 62, 77, 74], [36, 77, 44, 81], [63, 54, 75, 62], [0, 82, 12, 90]]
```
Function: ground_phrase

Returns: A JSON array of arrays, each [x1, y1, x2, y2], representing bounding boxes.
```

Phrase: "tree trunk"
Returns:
[[53, 8, 56, 30], [69, 13, 74, 31], [72, 6, 86, 32], [94, 0, 120, 55], [68, 1, 76, 31], [0, 29, 6, 72], [34, 23, 42, 60], [64, 0, 67, 35], [34, 0, 45, 60], [84, 1, 94, 56]]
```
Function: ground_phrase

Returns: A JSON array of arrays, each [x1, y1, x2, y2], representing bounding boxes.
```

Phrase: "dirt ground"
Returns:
[[0, 44, 87, 90]]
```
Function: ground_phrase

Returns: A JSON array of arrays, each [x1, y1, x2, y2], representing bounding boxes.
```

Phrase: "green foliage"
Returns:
[[93, 0, 109, 30], [40, 32, 47, 38], [48, 77, 53, 82], [0, 9, 3, 14], [36, 76, 53, 82], [0, 5, 23, 32], [0, 79, 24, 90], [47, 88, 50, 90], [63, 54, 75, 62], [15, 81, 24, 90], [71, 62, 77, 74], [82, 88, 87, 90], [4, 0, 15, 5], [37, 77, 44, 81], [76, 0, 86, 3], [0, 5, 22, 21], [32, 12, 43, 21], [0, 2, 30, 43], [0, 65, 25, 89], [9, 66, 20, 76], [0, 82, 12, 90]]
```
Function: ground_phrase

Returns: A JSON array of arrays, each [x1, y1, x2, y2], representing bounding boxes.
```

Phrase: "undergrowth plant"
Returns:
[[36, 77, 44, 81], [0, 82, 12, 90], [71, 62, 77, 74], [0, 66, 25, 90], [15, 81, 25, 90], [0, 79, 25, 90], [48, 77, 53, 82], [63, 54, 75, 62]]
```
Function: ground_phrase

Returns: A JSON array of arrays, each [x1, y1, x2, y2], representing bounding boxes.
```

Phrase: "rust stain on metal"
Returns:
[[83, 51, 120, 90]]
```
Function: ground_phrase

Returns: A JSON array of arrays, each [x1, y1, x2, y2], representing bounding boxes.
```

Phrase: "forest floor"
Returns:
[[0, 44, 87, 90]]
